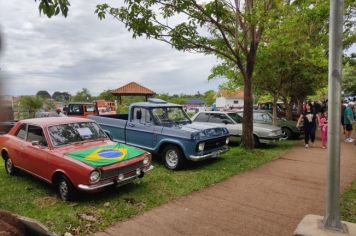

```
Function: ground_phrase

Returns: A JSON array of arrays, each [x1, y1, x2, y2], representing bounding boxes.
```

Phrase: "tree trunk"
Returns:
[[242, 76, 254, 149], [272, 94, 278, 125], [297, 97, 304, 114], [282, 97, 292, 120]]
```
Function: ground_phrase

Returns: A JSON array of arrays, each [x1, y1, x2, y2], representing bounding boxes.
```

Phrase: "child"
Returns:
[[320, 111, 328, 149]]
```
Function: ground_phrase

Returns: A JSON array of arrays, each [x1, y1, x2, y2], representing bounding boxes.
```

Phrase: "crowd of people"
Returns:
[[296, 99, 355, 149]]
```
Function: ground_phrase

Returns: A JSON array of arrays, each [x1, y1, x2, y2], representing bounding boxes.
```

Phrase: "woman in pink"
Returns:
[[320, 111, 328, 149]]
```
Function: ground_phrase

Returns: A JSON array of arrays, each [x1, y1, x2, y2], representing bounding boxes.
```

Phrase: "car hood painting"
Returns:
[[66, 143, 145, 167]]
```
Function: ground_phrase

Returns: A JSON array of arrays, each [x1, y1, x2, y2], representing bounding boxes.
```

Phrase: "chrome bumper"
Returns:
[[78, 165, 154, 191], [260, 135, 281, 144], [189, 146, 229, 161]]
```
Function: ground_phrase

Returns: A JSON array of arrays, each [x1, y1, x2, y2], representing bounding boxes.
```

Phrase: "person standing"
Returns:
[[341, 103, 346, 136], [320, 110, 328, 149], [297, 102, 320, 148], [344, 103, 355, 142]]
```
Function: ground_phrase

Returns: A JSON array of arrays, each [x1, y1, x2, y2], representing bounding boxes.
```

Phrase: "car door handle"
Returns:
[[128, 123, 135, 127]]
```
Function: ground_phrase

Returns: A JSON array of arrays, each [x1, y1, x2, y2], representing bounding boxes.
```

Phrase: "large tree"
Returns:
[[71, 88, 92, 102], [36, 90, 51, 99], [95, 0, 277, 148], [17, 96, 43, 119], [52, 91, 71, 102]]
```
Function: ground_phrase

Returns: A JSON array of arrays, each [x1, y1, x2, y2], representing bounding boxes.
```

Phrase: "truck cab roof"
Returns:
[[130, 98, 182, 108]]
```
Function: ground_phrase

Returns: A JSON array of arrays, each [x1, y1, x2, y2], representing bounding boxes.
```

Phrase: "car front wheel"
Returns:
[[281, 127, 292, 140], [162, 145, 186, 170], [57, 176, 76, 201], [5, 157, 17, 176]]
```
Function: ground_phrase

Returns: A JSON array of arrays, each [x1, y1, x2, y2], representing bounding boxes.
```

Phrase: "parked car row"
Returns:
[[0, 99, 297, 201], [191, 111, 284, 147]]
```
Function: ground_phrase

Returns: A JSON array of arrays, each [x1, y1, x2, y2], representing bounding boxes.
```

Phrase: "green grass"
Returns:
[[341, 181, 356, 223], [0, 141, 296, 235]]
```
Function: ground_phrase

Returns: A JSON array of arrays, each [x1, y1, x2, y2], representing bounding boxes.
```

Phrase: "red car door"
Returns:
[[10, 123, 29, 169], [25, 125, 52, 181]]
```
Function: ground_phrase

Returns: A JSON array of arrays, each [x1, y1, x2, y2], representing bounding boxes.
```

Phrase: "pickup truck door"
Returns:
[[126, 107, 156, 150]]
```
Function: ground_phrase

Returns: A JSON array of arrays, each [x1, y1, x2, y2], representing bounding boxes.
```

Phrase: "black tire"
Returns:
[[4, 155, 17, 176], [253, 135, 260, 148], [162, 145, 186, 170], [281, 127, 293, 140], [57, 176, 77, 201]]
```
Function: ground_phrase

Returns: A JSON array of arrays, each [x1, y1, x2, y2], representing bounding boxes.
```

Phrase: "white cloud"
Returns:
[[0, 0, 222, 96]]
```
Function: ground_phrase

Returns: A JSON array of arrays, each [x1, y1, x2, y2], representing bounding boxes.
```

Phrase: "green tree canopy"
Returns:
[[71, 88, 92, 102], [35, 0, 70, 18], [95, 0, 280, 148], [17, 96, 44, 119], [98, 90, 116, 101], [36, 90, 51, 99], [52, 91, 71, 102]]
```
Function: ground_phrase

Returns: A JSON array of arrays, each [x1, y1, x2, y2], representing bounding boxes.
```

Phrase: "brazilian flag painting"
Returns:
[[66, 143, 145, 167]]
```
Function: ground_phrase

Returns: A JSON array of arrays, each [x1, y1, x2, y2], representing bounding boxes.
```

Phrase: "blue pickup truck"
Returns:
[[89, 99, 229, 170]]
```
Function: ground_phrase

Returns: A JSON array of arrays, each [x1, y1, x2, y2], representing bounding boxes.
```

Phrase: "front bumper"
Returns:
[[189, 146, 229, 161], [78, 165, 154, 191], [259, 135, 282, 144]]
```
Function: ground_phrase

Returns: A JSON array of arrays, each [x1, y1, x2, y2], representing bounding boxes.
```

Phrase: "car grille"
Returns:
[[202, 137, 227, 151], [101, 161, 144, 180]]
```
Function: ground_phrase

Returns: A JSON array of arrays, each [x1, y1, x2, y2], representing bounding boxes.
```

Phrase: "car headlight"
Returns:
[[226, 138, 230, 144], [89, 170, 101, 183], [198, 142, 205, 151], [143, 156, 150, 165]]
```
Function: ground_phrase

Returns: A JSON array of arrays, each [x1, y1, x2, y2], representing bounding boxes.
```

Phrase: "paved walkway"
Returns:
[[94, 137, 356, 236]]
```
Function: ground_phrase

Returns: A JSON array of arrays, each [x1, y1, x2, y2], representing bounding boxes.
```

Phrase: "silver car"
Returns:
[[191, 111, 282, 146]]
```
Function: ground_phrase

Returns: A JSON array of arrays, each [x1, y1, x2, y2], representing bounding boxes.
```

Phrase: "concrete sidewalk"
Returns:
[[94, 138, 356, 236]]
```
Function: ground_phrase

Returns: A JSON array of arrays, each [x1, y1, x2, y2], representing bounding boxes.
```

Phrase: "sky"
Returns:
[[0, 1, 354, 97], [0, 1, 223, 96]]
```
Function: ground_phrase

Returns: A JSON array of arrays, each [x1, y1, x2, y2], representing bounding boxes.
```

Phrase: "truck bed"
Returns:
[[96, 114, 129, 120], [88, 115, 128, 143]]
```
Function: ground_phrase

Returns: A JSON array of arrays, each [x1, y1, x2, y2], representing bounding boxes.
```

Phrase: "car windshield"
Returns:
[[152, 107, 190, 124], [228, 113, 243, 123], [48, 122, 107, 146]]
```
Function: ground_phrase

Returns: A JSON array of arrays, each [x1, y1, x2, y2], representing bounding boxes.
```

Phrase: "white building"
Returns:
[[215, 89, 244, 110]]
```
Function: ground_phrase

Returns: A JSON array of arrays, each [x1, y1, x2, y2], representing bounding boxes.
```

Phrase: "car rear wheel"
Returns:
[[4, 156, 17, 176], [57, 176, 76, 201], [281, 127, 292, 140], [162, 145, 186, 170]]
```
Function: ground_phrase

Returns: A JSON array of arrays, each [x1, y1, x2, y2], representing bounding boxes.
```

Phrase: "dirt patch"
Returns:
[[33, 196, 59, 208]]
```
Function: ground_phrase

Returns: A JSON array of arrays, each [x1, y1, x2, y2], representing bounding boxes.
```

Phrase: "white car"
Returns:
[[192, 111, 282, 146]]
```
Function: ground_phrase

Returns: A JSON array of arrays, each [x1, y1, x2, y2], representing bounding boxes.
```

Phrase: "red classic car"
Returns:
[[0, 117, 153, 201]]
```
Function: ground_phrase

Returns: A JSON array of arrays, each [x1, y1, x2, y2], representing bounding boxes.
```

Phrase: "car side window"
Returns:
[[253, 113, 264, 121], [209, 113, 229, 124], [15, 124, 27, 140], [68, 104, 83, 115], [195, 113, 209, 122], [261, 113, 272, 121], [132, 107, 152, 124], [27, 125, 47, 146], [85, 105, 95, 112]]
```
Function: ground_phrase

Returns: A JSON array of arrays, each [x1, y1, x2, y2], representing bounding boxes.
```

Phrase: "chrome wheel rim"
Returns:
[[165, 150, 178, 168], [59, 181, 68, 200], [280, 129, 289, 140], [6, 159, 13, 173]]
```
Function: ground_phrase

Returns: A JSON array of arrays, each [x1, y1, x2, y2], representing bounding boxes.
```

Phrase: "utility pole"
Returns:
[[322, 0, 345, 231]]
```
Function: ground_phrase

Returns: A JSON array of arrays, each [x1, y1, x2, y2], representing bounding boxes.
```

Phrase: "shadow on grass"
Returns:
[[5, 167, 147, 203]]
